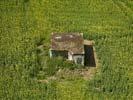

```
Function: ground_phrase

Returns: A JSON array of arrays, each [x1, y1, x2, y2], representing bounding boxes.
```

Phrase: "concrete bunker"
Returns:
[[49, 33, 96, 67]]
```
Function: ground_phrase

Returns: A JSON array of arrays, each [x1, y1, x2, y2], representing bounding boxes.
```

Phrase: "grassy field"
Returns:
[[0, 0, 133, 99]]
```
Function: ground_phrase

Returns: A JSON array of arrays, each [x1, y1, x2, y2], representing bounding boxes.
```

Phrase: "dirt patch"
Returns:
[[55, 67, 97, 81]]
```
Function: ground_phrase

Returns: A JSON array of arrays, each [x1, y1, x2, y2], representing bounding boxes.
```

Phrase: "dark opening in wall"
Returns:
[[84, 45, 96, 67], [51, 50, 68, 59]]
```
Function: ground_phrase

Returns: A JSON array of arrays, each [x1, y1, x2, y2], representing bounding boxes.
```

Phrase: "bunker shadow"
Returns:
[[84, 45, 96, 67]]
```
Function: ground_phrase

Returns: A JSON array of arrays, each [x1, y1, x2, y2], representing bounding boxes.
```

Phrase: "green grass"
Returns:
[[55, 79, 86, 100], [0, 0, 133, 99]]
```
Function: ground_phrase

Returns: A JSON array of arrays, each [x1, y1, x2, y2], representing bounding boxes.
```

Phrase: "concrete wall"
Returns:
[[50, 50, 84, 66], [68, 52, 73, 61], [73, 54, 84, 66]]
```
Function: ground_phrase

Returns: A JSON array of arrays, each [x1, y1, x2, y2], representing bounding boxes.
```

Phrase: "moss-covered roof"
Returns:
[[51, 33, 84, 54]]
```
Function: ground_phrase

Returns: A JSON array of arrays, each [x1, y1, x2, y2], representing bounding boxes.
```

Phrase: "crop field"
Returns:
[[0, 0, 133, 99]]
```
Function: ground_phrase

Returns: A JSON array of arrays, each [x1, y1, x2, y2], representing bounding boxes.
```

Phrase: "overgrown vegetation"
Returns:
[[0, 0, 133, 99]]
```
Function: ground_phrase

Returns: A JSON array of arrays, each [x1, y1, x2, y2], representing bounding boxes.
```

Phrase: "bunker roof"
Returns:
[[51, 32, 84, 54]]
